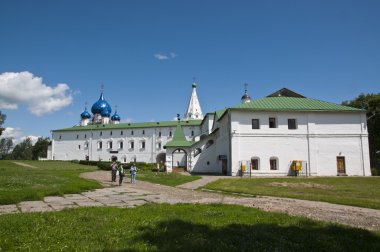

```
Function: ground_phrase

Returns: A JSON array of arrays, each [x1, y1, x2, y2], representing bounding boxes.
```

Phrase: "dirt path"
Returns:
[[82, 171, 380, 231], [13, 162, 37, 168]]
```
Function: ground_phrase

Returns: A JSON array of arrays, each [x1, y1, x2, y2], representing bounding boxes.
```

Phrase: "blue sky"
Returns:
[[0, 0, 379, 143]]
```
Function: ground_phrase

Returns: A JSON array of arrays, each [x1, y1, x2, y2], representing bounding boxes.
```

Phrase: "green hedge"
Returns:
[[78, 160, 157, 171]]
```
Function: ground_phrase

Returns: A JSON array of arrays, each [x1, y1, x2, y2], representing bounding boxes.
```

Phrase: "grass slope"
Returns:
[[202, 177, 380, 209], [0, 160, 102, 205], [0, 204, 379, 251]]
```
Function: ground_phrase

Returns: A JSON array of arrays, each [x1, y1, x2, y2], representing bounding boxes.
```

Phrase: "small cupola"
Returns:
[[241, 83, 251, 103]]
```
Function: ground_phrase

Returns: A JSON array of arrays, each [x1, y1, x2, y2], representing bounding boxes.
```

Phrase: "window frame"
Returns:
[[252, 119, 260, 129], [288, 119, 297, 130], [269, 117, 277, 128]]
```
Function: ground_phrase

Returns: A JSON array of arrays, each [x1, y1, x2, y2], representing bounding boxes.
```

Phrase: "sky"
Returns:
[[0, 0, 379, 144]]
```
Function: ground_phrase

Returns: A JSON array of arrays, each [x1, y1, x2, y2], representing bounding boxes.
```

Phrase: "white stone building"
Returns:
[[50, 84, 371, 176]]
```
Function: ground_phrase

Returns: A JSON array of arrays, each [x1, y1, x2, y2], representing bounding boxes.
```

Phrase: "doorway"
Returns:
[[222, 159, 227, 175], [337, 156, 346, 175]]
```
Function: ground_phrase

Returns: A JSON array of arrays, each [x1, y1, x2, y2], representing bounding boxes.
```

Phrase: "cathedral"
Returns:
[[49, 82, 371, 176]]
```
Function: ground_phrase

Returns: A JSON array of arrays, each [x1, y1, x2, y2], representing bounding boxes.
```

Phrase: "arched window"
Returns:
[[141, 140, 146, 149], [194, 148, 202, 157], [97, 141, 103, 150], [129, 141, 134, 149], [107, 141, 113, 149], [270, 157, 278, 170], [205, 140, 214, 149], [118, 141, 124, 149]]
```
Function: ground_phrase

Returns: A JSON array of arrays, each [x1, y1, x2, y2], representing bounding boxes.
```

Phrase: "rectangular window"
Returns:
[[270, 159, 277, 170], [85, 134, 87, 139], [110, 131, 112, 136], [251, 159, 259, 170], [100, 131, 102, 136], [288, 119, 297, 129], [76, 135, 79, 139], [130, 141, 134, 149], [78, 145, 81, 150], [252, 119, 260, 129], [108, 142, 113, 149], [141, 141, 145, 149], [269, 117, 277, 128], [142, 130, 145, 135], [131, 130, 134, 135], [121, 131, 123, 135], [159, 132, 161, 137], [158, 142, 161, 149], [169, 131, 172, 137], [191, 130, 194, 136], [98, 142, 102, 149], [119, 142, 123, 149]]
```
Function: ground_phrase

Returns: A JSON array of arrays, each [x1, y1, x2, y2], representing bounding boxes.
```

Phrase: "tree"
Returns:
[[343, 93, 380, 173], [0, 111, 6, 136], [0, 137, 14, 159], [11, 137, 33, 160], [32, 137, 50, 160]]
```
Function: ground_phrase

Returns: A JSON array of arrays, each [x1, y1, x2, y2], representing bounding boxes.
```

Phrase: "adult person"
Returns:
[[130, 163, 137, 184], [118, 162, 125, 186], [111, 161, 118, 182]]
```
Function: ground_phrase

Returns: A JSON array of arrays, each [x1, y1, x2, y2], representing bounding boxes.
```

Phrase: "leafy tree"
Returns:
[[0, 137, 14, 159], [32, 137, 50, 160], [343, 93, 380, 173], [11, 137, 33, 160], [0, 111, 6, 136]]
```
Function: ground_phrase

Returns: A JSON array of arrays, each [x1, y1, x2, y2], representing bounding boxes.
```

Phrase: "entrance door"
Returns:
[[222, 159, 227, 175], [337, 156, 346, 175]]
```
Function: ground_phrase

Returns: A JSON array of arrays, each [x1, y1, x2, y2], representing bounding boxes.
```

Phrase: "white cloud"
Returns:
[[1, 127, 22, 139], [20, 135, 40, 145], [0, 71, 73, 116], [154, 52, 178, 60], [0, 127, 41, 144]]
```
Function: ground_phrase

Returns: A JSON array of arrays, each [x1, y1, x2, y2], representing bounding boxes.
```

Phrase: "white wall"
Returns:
[[228, 110, 370, 176], [52, 125, 199, 163]]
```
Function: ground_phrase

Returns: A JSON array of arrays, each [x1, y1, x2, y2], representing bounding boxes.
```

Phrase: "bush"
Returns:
[[371, 167, 379, 176], [97, 162, 113, 171], [79, 160, 99, 166]]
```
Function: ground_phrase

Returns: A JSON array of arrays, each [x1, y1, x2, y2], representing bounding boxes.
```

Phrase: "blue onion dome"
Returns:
[[111, 111, 121, 121], [80, 109, 91, 119], [91, 92, 112, 115], [100, 108, 111, 117]]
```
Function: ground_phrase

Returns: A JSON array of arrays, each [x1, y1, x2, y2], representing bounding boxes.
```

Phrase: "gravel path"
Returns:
[[81, 171, 380, 231], [1, 170, 379, 231]]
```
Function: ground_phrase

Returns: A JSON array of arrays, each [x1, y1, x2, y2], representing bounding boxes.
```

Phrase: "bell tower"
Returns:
[[184, 80, 203, 120]]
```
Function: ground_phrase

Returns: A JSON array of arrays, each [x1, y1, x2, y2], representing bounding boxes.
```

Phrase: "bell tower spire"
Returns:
[[184, 79, 203, 120]]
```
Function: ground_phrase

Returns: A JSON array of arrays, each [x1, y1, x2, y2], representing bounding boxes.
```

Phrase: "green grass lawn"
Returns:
[[202, 177, 380, 209], [0, 203, 379, 251], [131, 170, 201, 186], [0, 160, 102, 205]]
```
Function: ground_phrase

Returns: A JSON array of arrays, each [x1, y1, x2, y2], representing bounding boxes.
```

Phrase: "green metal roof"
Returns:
[[215, 108, 227, 119], [164, 124, 194, 148], [53, 120, 202, 132], [232, 97, 363, 112]]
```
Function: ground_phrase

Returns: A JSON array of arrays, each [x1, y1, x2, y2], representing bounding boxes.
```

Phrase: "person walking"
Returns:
[[111, 161, 118, 182], [130, 163, 137, 184], [118, 163, 125, 186]]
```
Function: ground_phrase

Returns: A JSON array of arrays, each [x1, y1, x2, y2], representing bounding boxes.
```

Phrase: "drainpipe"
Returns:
[[307, 114, 311, 176], [228, 109, 232, 176]]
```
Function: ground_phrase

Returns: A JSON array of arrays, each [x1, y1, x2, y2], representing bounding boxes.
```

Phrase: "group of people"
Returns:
[[111, 161, 137, 186]]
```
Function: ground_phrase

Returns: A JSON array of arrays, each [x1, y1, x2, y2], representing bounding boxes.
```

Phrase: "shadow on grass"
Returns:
[[130, 219, 380, 251]]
